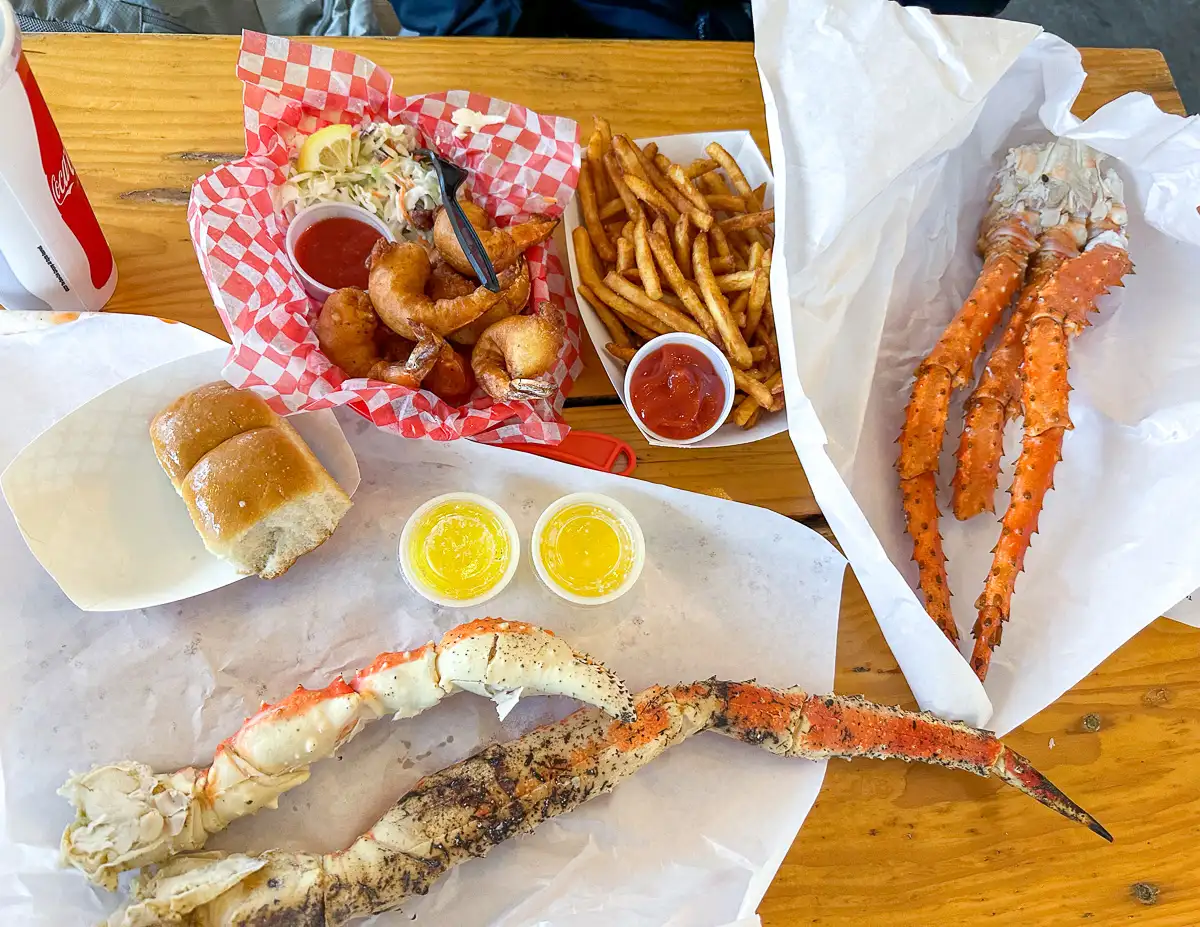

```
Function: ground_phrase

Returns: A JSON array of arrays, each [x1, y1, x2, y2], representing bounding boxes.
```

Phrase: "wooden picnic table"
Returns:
[[24, 33, 1198, 925]]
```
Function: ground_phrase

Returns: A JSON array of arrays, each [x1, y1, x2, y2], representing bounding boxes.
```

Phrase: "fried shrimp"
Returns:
[[432, 200, 558, 278], [424, 344, 477, 405], [367, 240, 517, 339], [314, 287, 444, 388], [471, 301, 566, 401], [449, 259, 532, 346]]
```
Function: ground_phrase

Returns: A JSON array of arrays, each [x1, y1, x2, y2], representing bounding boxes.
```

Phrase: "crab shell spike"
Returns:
[[436, 618, 637, 723]]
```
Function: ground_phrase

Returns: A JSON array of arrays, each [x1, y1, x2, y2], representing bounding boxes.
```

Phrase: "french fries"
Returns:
[[633, 214, 662, 300], [685, 157, 719, 179], [719, 209, 775, 233], [745, 248, 771, 337], [586, 131, 610, 202], [624, 174, 680, 223], [693, 233, 753, 369], [715, 270, 756, 293], [577, 283, 630, 348], [599, 198, 626, 221], [594, 116, 613, 146], [705, 142, 753, 200], [578, 163, 615, 262], [615, 235, 634, 275], [575, 120, 783, 428], [666, 163, 712, 216], [603, 150, 642, 223], [705, 194, 746, 212], [646, 225, 719, 342], [673, 214, 692, 278], [606, 343, 639, 364], [604, 271, 704, 338]]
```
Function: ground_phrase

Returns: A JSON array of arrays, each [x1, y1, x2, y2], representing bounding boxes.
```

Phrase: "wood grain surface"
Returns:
[[21, 34, 1197, 926]]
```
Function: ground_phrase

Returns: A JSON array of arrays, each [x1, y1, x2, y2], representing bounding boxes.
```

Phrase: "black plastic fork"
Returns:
[[418, 148, 500, 292]]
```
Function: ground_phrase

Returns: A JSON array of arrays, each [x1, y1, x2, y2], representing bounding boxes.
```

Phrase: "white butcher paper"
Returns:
[[755, 0, 1200, 733], [0, 313, 845, 927]]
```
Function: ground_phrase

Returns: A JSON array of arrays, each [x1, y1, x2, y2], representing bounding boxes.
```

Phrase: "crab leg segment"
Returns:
[[971, 242, 1133, 679], [898, 152, 1044, 641], [61, 619, 634, 889], [952, 223, 1084, 519], [106, 682, 1109, 927]]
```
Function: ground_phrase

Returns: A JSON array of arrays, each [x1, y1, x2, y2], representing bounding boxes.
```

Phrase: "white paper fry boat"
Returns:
[[1, 348, 360, 611], [564, 130, 786, 448]]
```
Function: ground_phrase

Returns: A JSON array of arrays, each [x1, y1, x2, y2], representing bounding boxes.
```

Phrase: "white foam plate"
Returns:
[[0, 348, 361, 611], [564, 130, 785, 447]]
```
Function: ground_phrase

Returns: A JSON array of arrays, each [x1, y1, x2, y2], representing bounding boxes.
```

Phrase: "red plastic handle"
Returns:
[[502, 430, 637, 476]]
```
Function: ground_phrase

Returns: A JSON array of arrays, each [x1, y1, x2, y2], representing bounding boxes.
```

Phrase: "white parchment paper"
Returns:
[[1165, 593, 1200, 628], [0, 314, 845, 927], [755, 0, 1200, 733]]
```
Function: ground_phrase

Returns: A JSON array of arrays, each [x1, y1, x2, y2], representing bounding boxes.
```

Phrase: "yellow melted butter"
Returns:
[[539, 503, 635, 598], [406, 500, 511, 601]]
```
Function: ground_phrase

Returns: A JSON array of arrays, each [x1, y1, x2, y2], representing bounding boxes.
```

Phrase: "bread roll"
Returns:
[[150, 382, 351, 579], [150, 381, 276, 491]]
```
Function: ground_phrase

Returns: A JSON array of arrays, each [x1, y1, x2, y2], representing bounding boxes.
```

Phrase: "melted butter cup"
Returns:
[[399, 493, 519, 607], [532, 493, 645, 607]]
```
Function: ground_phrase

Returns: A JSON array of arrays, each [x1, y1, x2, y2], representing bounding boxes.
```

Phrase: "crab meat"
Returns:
[[61, 618, 633, 889], [104, 681, 1109, 927]]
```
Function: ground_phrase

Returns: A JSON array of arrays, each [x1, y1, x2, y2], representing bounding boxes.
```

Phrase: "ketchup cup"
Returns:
[[623, 333, 735, 446], [285, 202, 393, 302]]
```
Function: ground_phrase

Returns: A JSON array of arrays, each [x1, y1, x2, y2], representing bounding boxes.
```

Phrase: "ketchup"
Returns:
[[629, 343, 725, 440], [293, 217, 384, 290]]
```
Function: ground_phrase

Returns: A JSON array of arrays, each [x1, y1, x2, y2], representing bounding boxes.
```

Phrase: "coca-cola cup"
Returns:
[[0, 0, 117, 311]]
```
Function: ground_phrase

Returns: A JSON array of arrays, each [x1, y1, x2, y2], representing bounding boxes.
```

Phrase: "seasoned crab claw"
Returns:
[[104, 682, 1108, 927], [991, 745, 1112, 841], [60, 618, 633, 889], [770, 689, 1111, 840]]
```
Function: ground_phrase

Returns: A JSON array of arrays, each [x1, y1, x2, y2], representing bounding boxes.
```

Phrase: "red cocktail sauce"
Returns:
[[293, 216, 384, 290], [629, 343, 725, 440]]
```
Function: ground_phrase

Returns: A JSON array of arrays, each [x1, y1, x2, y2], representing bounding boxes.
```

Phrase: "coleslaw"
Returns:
[[282, 123, 442, 240]]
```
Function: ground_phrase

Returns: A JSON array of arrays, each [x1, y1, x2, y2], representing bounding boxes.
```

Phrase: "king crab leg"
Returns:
[[951, 222, 1085, 519], [105, 681, 1109, 927], [897, 147, 1049, 641], [971, 173, 1133, 679], [59, 619, 634, 890]]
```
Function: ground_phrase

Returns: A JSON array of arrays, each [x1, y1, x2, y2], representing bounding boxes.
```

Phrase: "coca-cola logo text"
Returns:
[[49, 152, 77, 208]]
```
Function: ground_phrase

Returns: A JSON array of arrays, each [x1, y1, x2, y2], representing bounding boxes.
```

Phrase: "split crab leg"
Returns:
[[105, 680, 1109, 927], [898, 147, 1047, 641], [972, 167, 1133, 679], [59, 619, 634, 890]]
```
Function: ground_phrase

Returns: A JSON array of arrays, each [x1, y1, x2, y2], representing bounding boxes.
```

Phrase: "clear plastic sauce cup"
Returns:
[[399, 492, 519, 608], [532, 492, 645, 606]]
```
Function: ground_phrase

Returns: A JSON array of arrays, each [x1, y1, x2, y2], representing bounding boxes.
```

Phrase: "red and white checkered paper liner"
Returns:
[[186, 31, 583, 444]]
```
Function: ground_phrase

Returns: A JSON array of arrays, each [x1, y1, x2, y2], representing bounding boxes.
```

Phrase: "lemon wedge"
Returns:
[[296, 123, 355, 173]]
